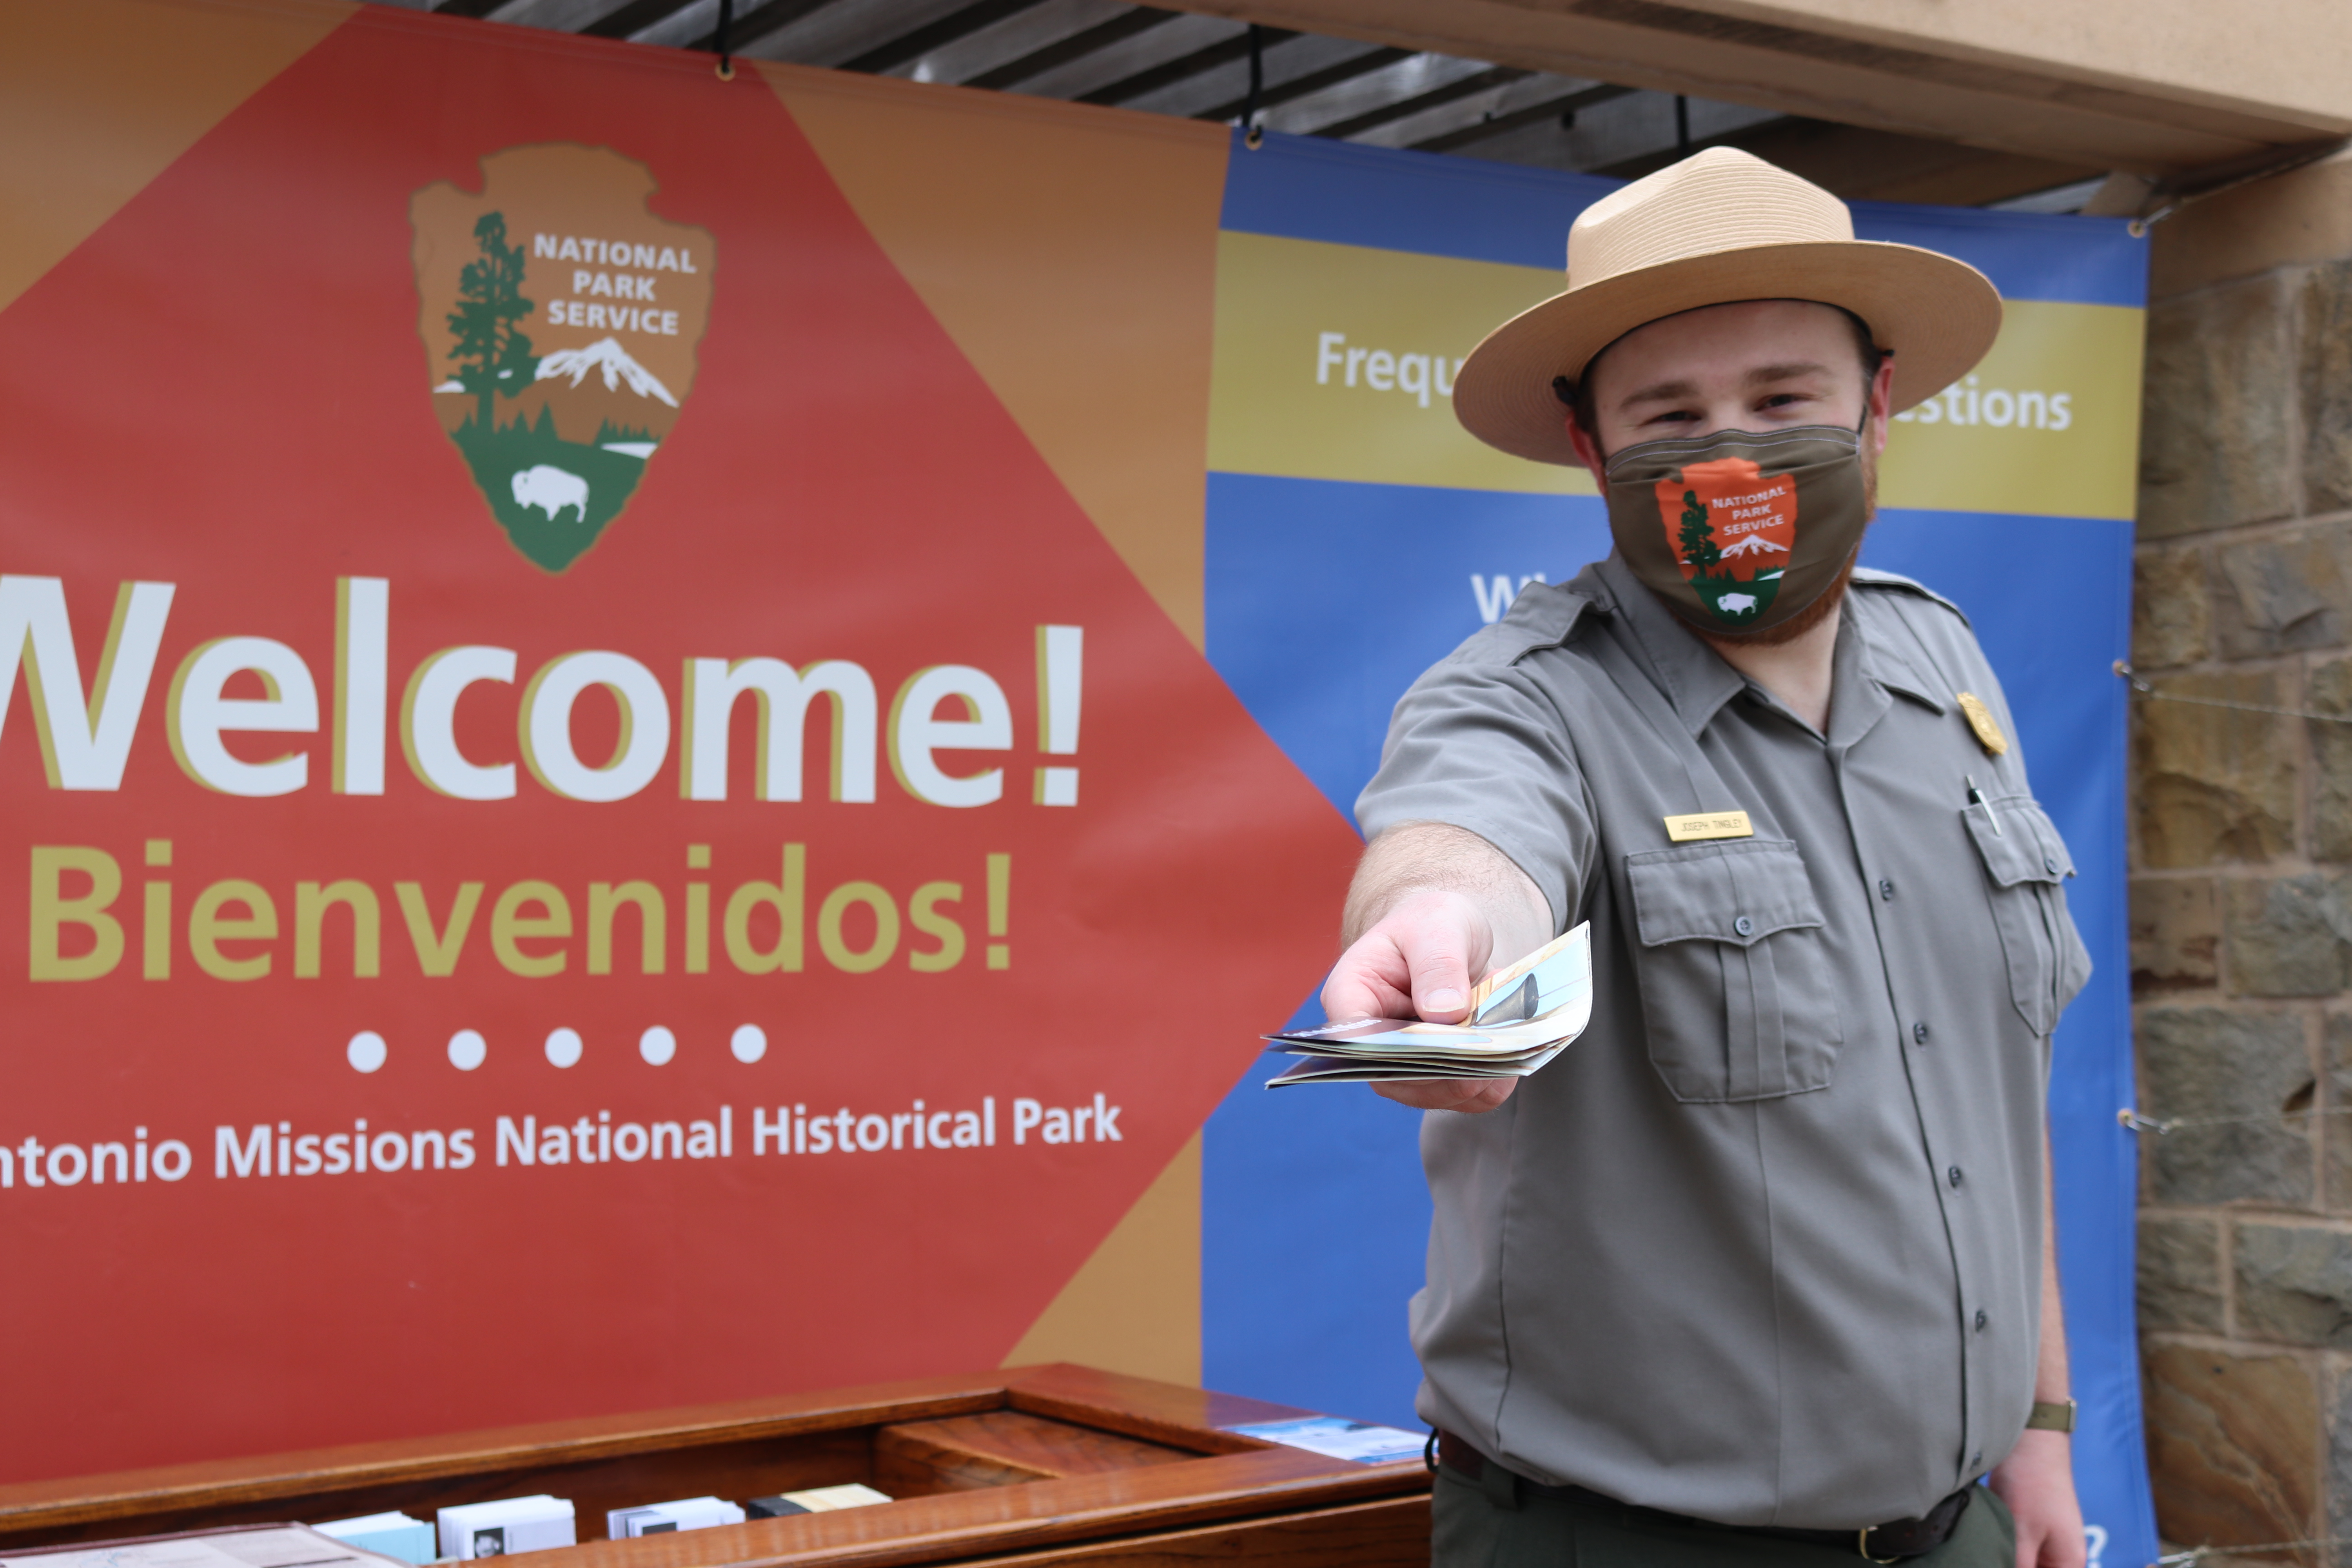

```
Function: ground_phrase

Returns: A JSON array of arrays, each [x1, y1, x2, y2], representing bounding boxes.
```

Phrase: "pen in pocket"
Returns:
[[1966, 774, 2002, 837]]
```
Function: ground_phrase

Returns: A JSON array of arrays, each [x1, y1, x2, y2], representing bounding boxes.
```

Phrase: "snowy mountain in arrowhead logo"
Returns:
[[411, 144, 714, 572]]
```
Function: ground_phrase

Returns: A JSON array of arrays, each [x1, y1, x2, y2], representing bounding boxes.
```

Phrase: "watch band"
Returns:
[[2025, 1399, 2076, 1433]]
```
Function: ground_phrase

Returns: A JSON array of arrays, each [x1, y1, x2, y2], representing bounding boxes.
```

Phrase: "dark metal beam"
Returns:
[[1409, 81, 1635, 153], [1191, 44, 1411, 126], [1310, 64, 1528, 142], [1078, 25, 1297, 108], [836, 0, 1054, 75], [581, 0, 699, 40], [965, 7, 1179, 91], [686, 0, 848, 54]]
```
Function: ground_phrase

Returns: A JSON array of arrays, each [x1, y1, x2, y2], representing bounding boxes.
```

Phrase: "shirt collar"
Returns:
[[1589, 554, 1952, 740], [1589, 555, 1747, 735]]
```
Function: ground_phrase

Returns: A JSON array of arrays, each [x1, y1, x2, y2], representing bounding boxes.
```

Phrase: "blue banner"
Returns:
[[1198, 129, 2153, 1568]]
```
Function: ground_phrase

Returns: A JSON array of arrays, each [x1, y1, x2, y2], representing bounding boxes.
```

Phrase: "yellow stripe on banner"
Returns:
[[1212, 232, 2144, 521], [1877, 299, 2145, 521], [1209, 231, 1591, 495]]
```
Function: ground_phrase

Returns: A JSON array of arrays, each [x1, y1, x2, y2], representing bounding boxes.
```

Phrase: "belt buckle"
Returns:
[[1858, 1527, 1902, 1564]]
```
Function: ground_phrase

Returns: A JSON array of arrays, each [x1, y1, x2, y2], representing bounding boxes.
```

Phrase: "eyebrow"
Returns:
[[1615, 361, 1837, 409]]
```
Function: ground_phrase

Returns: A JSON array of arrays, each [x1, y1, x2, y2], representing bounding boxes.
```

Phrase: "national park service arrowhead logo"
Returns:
[[1654, 457, 1795, 627], [412, 145, 713, 572]]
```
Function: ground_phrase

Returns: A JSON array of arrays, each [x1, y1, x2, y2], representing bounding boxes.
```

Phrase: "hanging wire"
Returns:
[[2118, 1105, 2342, 1135], [713, 0, 735, 80], [2115, 661, 2352, 725], [1241, 24, 1265, 149]]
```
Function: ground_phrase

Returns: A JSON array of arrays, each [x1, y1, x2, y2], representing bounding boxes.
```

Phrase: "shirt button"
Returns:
[[1734, 915, 1755, 937], [2043, 854, 2060, 876], [1948, 1165, 1964, 1187], [1974, 1309, 1988, 1331], [1913, 1022, 1931, 1044], [1878, 878, 1895, 900], [1970, 1451, 1983, 1471]]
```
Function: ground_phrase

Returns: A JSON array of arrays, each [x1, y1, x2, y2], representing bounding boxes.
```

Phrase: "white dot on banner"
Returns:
[[639, 1025, 676, 1066], [347, 1031, 387, 1074], [545, 1027, 583, 1069], [448, 1029, 487, 1071], [730, 1024, 767, 1063]]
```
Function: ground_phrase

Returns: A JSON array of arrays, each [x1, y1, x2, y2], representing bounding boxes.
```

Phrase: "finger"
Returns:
[[1374, 1078, 1518, 1113], [1322, 931, 1415, 1022], [1396, 921, 1477, 1022]]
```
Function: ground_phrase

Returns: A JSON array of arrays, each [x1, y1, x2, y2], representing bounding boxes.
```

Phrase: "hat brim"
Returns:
[[1452, 240, 2004, 466]]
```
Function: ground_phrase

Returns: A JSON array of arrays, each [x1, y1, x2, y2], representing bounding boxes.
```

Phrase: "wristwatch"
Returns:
[[2025, 1399, 2076, 1433]]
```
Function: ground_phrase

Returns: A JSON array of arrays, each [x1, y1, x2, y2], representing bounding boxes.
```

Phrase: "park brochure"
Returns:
[[1264, 924, 1592, 1087]]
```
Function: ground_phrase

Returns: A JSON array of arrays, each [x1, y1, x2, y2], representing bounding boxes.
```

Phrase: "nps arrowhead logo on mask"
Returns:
[[411, 145, 713, 572], [1602, 426, 1870, 635], [1654, 456, 1795, 626]]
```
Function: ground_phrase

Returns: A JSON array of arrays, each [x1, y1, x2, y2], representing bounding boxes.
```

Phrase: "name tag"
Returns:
[[1663, 810, 1753, 843]]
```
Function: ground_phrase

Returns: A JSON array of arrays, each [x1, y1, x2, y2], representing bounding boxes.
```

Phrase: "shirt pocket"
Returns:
[[1962, 793, 2092, 1036], [1624, 838, 1843, 1103]]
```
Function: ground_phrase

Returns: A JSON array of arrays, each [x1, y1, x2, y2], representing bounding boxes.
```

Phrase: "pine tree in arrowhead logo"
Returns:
[[411, 145, 714, 572]]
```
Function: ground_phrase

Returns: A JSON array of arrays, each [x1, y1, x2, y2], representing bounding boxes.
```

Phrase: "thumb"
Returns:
[[1401, 926, 1477, 1022]]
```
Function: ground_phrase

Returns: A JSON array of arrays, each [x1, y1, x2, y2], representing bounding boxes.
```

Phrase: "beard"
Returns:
[[1692, 426, 1877, 650]]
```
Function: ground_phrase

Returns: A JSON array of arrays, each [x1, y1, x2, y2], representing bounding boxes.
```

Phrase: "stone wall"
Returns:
[[2131, 151, 2352, 1561]]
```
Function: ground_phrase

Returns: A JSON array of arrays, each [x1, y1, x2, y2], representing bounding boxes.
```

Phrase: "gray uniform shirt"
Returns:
[[1359, 555, 2090, 1530]]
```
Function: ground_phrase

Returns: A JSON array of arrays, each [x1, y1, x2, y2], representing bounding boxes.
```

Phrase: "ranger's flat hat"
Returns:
[[1452, 147, 2003, 466]]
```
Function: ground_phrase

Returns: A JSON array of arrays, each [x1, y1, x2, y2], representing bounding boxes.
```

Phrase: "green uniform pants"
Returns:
[[1431, 1462, 2016, 1568]]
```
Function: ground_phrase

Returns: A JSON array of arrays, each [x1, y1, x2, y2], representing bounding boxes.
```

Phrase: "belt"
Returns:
[[1433, 1430, 1974, 1562]]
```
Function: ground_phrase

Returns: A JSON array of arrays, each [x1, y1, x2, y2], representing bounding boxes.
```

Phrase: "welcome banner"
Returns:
[[2, 5, 2151, 1563]]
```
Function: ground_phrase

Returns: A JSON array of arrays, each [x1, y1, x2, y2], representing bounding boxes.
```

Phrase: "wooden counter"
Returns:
[[0, 1365, 1430, 1567]]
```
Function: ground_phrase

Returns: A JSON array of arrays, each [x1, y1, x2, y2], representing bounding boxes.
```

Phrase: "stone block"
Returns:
[[2139, 1214, 2225, 1331], [2132, 877, 2220, 994], [2237, 1222, 2352, 1345], [2224, 875, 2352, 997], [2314, 659, 2352, 864], [2133, 671, 2300, 867], [2212, 523, 2352, 659], [2138, 1006, 2314, 1206], [2139, 276, 2297, 539], [2142, 1341, 2317, 1554], [2133, 545, 2211, 669], [2305, 258, 2352, 517]]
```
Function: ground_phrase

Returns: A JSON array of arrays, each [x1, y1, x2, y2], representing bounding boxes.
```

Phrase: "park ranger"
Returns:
[[1323, 148, 2092, 1567]]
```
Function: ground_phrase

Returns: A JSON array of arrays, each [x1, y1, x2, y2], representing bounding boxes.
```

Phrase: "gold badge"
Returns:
[[1956, 692, 2010, 757], [1664, 810, 1754, 843]]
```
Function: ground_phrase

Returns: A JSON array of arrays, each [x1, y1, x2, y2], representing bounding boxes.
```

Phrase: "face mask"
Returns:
[[1602, 424, 1868, 635]]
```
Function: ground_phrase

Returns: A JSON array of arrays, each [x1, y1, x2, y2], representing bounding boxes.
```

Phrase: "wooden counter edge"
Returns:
[[0, 1371, 1017, 1534], [541, 1446, 1431, 1568]]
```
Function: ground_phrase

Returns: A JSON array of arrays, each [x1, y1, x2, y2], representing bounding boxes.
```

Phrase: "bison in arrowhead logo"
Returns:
[[411, 145, 713, 572]]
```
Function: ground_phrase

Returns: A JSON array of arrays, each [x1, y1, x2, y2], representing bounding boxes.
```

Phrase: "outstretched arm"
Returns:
[[1321, 821, 1555, 1114]]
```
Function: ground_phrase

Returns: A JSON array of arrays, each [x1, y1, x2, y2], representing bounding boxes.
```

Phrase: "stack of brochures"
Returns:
[[316, 1514, 434, 1566], [436, 1497, 575, 1560], [607, 1498, 745, 1538], [1264, 924, 1593, 1087]]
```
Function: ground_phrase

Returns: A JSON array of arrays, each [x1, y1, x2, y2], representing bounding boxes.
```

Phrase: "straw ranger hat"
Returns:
[[1453, 147, 2003, 466]]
